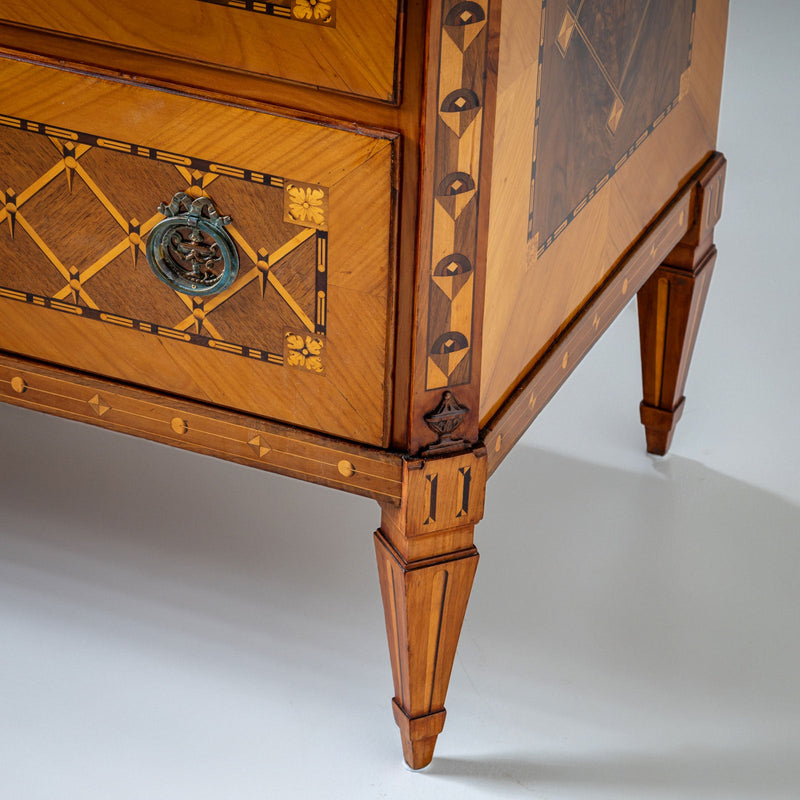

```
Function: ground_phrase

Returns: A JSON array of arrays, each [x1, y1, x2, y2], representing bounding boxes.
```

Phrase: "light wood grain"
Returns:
[[0, 58, 397, 446], [375, 446, 486, 768], [0, 352, 404, 502], [480, 0, 728, 424], [0, 0, 400, 102]]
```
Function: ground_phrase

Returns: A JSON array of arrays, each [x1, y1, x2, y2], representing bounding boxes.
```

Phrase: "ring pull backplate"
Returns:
[[146, 192, 239, 296]]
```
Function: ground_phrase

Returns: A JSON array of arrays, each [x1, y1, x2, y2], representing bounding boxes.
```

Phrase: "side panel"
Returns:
[[480, 0, 728, 422]]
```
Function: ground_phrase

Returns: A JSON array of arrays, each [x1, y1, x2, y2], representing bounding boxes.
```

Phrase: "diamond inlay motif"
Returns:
[[425, 0, 489, 390], [248, 434, 272, 458], [88, 394, 111, 416], [0, 115, 329, 369]]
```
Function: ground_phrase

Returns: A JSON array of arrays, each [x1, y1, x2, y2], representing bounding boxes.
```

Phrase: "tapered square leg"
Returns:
[[637, 154, 726, 455], [375, 447, 486, 769], [375, 532, 478, 768], [637, 250, 716, 454]]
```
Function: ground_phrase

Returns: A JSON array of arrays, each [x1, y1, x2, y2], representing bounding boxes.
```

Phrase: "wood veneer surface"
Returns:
[[0, 0, 401, 102], [480, 0, 728, 424], [0, 59, 397, 446]]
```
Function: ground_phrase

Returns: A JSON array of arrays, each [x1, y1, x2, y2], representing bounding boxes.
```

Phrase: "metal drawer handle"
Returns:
[[146, 192, 238, 296]]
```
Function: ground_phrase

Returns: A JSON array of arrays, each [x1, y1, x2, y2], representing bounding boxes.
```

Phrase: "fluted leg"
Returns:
[[375, 447, 486, 769], [637, 154, 726, 455]]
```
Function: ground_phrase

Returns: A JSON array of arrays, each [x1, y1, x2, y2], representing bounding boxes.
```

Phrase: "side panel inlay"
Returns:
[[528, 0, 697, 255]]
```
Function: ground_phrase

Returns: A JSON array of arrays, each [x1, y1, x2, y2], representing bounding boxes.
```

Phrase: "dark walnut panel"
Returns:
[[0, 59, 396, 446], [529, 0, 696, 254], [0, 0, 401, 102]]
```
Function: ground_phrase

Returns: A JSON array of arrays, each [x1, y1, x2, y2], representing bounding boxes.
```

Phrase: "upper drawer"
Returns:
[[0, 0, 401, 102], [0, 59, 397, 447]]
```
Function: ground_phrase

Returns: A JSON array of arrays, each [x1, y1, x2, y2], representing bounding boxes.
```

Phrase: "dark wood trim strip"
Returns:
[[0, 352, 404, 503], [193, 0, 328, 28], [408, 0, 502, 453], [0, 112, 289, 186]]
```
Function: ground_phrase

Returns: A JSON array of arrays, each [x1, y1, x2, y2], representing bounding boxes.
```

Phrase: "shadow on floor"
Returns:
[[1, 403, 799, 798]]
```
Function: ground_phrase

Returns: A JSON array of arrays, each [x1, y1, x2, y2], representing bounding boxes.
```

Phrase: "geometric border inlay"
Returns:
[[194, 0, 337, 27], [0, 114, 287, 189], [424, 0, 491, 390]]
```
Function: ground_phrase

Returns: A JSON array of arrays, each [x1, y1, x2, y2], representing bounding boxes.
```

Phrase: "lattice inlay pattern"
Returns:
[[0, 115, 328, 367]]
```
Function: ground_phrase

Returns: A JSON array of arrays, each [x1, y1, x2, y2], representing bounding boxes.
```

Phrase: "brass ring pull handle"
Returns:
[[146, 192, 238, 296]]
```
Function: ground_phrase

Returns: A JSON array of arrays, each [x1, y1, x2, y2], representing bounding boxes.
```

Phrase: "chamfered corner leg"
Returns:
[[374, 447, 486, 769], [636, 153, 726, 456], [636, 250, 716, 455]]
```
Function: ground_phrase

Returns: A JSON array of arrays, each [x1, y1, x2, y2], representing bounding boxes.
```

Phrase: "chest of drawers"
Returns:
[[0, 0, 728, 769]]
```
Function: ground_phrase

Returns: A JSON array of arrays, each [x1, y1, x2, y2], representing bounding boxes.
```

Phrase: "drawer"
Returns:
[[0, 59, 397, 446], [0, 0, 401, 103]]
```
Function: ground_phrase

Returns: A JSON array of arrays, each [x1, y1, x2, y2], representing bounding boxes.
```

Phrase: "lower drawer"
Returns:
[[0, 59, 397, 446]]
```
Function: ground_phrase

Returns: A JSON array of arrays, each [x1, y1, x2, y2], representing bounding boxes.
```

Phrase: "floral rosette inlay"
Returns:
[[291, 0, 335, 25], [284, 182, 328, 230], [285, 333, 324, 373], [287, 186, 325, 225]]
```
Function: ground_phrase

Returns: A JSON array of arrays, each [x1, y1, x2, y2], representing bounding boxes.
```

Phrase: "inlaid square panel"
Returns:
[[0, 122, 327, 366]]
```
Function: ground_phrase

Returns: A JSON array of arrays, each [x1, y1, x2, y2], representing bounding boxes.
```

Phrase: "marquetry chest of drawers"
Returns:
[[0, 0, 728, 769]]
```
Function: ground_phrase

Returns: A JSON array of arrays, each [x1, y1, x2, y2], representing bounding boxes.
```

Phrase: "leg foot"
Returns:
[[637, 154, 725, 455], [639, 397, 684, 456], [392, 701, 446, 770]]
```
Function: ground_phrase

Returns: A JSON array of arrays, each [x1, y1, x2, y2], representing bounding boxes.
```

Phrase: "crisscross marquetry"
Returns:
[[0, 115, 327, 366]]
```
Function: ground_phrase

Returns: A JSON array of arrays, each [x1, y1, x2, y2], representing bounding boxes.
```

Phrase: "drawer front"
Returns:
[[0, 60, 396, 446], [0, 0, 400, 102]]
